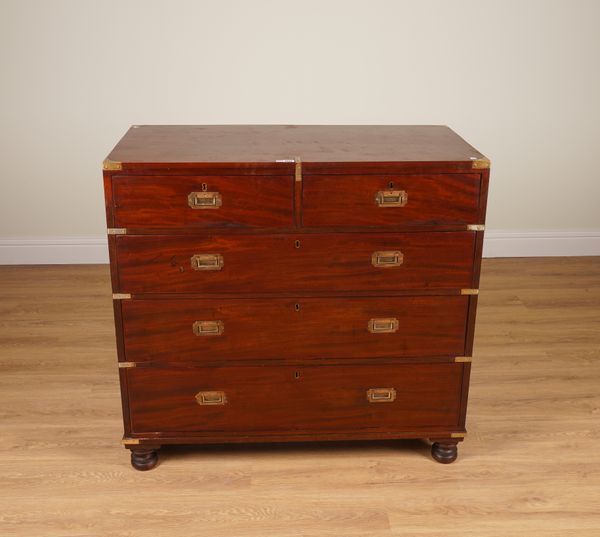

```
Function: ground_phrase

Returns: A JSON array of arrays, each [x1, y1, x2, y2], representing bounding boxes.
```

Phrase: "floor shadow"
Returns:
[[158, 438, 432, 464]]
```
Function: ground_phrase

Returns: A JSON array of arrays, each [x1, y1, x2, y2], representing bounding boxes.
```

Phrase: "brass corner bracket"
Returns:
[[450, 432, 466, 439], [112, 293, 131, 300], [471, 157, 491, 169], [118, 361, 136, 368], [461, 288, 480, 295], [103, 159, 123, 171], [467, 224, 485, 231], [454, 356, 472, 363], [107, 228, 127, 235], [121, 438, 140, 445]]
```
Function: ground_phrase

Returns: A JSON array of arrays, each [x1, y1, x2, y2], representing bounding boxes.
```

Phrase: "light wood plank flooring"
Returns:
[[1, 258, 599, 536]]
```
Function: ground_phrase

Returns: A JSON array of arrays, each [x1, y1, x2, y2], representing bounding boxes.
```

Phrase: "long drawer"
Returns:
[[126, 363, 464, 433], [115, 232, 476, 294], [112, 175, 295, 228], [303, 174, 482, 227], [121, 296, 469, 361]]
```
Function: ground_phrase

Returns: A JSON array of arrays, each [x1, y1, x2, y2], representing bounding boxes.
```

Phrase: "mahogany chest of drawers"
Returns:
[[102, 125, 490, 470]]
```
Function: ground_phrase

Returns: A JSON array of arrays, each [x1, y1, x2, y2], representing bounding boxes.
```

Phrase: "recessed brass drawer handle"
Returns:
[[367, 388, 397, 403], [368, 318, 399, 333], [372, 251, 403, 268], [188, 191, 222, 209], [191, 253, 224, 271], [195, 390, 227, 405], [375, 189, 407, 207], [193, 320, 224, 336]]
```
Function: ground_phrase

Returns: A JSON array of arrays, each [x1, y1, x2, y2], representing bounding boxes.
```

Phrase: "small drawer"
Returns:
[[115, 231, 476, 294], [112, 175, 294, 228], [121, 296, 469, 362], [302, 174, 481, 227], [126, 363, 464, 433]]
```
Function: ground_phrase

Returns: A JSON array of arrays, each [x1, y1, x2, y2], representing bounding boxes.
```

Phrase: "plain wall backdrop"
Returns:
[[1, 0, 599, 260]]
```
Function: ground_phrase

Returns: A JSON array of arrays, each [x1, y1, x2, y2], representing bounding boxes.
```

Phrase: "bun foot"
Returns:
[[431, 441, 458, 464], [130, 448, 159, 471]]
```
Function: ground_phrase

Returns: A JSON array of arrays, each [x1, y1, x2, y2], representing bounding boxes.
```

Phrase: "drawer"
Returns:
[[127, 363, 464, 433], [115, 232, 475, 293], [121, 296, 468, 362], [302, 174, 481, 227], [112, 175, 294, 228]]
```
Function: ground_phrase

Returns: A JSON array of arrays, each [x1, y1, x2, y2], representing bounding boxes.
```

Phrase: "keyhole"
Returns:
[[295, 303, 300, 312], [388, 181, 394, 189], [201, 183, 208, 192], [294, 371, 301, 379], [295, 239, 301, 249]]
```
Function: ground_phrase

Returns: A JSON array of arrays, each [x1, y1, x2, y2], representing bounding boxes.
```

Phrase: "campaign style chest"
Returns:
[[102, 125, 490, 470]]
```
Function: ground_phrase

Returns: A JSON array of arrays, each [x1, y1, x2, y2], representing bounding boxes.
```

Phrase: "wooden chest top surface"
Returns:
[[105, 125, 488, 171]]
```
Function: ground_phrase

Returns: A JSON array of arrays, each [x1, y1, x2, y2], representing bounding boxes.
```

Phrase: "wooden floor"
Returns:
[[1, 258, 599, 536]]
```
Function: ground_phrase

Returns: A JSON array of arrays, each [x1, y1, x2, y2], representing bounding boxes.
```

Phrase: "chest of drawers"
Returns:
[[102, 125, 490, 470]]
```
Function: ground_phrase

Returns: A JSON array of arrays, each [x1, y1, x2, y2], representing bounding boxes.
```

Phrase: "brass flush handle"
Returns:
[[367, 388, 397, 403], [375, 190, 407, 207], [188, 191, 222, 209], [193, 320, 224, 336], [368, 318, 399, 333], [372, 251, 403, 268], [191, 253, 224, 271], [195, 390, 227, 405]]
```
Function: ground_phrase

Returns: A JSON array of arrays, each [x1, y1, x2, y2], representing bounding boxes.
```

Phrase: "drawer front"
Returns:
[[121, 296, 468, 361], [112, 175, 294, 228], [127, 363, 463, 433], [115, 232, 475, 293], [302, 174, 481, 227]]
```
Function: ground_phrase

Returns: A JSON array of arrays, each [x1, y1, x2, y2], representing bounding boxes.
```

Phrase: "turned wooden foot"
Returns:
[[431, 441, 458, 464], [130, 448, 159, 471]]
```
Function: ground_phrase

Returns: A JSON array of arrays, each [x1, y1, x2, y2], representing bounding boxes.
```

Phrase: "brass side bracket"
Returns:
[[454, 356, 472, 363], [103, 159, 123, 171], [467, 224, 485, 231], [471, 157, 491, 169], [450, 432, 466, 438], [118, 362, 136, 368], [121, 438, 140, 445], [112, 293, 131, 300], [107, 228, 127, 235], [461, 289, 479, 295], [295, 156, 302, 182]]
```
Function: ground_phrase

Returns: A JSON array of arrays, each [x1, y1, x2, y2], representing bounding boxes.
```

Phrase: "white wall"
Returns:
[[1, 0, 599, 262]]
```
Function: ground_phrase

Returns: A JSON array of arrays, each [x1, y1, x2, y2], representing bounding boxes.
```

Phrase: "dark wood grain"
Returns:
[[106, 125, 487, 170], [113, 175, 294, 228], [124, 428, 466, 444], [115, 232, 476, 294], [127, 363, 464, 433], [121, 296, 469, 362], [101, 125, 489, 466], [303, 174, 482, 227]]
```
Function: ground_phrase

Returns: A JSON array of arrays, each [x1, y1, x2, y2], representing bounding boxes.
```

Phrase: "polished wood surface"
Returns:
[[2, 258, 599, 535], [121, 296, 469, 362], [302, 174, 482, 227], [106, 125, 486, 169], [115, 232, 476, 294], [113, 175, 295, 228], [127, 363, 463, 433], [105, 126, 487, 465]]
